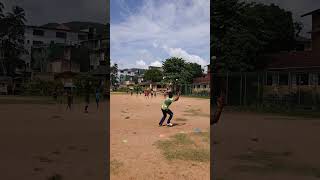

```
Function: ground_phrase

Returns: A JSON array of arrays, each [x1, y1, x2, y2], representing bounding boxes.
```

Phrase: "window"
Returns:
[[203, 85, 207, 89], [33, 29, 44, 36], [32, 41, 43, 45], [197, 85, 200, 88], [27, 40, 30, 44], [56, 32, 67, 39]]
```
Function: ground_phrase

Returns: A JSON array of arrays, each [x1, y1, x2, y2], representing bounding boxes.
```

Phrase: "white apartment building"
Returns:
[[21, 25, 89, 70]]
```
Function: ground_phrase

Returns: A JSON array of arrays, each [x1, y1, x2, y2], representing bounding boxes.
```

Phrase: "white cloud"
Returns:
[[111, 0, 210, 69], [165, 47, 208, 68], [150, 61, 162, 67], [136, 59, 147, 68], [152, 41, 158, 48]]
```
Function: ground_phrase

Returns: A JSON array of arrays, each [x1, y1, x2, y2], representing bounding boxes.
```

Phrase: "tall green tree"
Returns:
[[211, 0, 296, 72], [143, 68, 163, 82], [162, 57, 203, 84], [110, 63, 118, 88], [0, 5, 27, 76]]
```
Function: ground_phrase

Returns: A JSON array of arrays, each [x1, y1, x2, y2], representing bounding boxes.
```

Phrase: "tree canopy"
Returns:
[[0, 4, 27, 76], [143, 68, 163, 83], [211, 0, 296, 72], [162, 57, 203, 84]]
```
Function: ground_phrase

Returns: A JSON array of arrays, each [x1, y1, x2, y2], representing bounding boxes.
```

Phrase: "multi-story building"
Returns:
[[22, 24, 89, 70]]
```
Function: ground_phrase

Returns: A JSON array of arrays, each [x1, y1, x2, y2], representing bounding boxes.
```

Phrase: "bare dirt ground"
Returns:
[[0, 97, 105, 180], [110, 93, 210, 180], [213, 110, 320, 180]]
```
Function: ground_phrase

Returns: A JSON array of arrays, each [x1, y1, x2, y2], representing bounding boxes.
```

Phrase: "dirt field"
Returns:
[[213, 110, 320, 180], [0, 97, 106, 180], [110, 93, 210, 180]]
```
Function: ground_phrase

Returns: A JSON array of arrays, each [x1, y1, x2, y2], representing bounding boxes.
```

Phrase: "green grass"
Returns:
[[181, 95, 210, 99], [227, 106, 320, 119], [154, 133, 210, 162], [183, 108, 210, 117], [232, 150, 320, 178], [0, 95, 105, 105], [175, 118, 188, 122], [110, 159, 124, 175]]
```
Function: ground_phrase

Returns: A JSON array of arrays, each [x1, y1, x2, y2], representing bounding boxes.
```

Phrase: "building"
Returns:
[[148, 66, 163, 71], [302, 9, 320, 53], [118, 68, 145, 83], [22, 24, 89, 70], [192, 64, 211, 93], [262, 9, 320, 96]]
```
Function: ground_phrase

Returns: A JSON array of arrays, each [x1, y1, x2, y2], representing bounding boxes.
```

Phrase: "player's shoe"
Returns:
[[166, 123, 173, 127], [159, 123, 163, 127]]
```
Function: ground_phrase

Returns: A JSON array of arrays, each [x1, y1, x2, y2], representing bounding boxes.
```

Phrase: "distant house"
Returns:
[[192, 65, 211, 93], [139, 80, 165, 92], [148, 66, 163, 71], [262, 9, 320, 96], [0, 76, 11, 95]]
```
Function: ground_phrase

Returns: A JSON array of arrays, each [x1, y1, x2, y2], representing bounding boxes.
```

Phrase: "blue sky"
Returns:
[[110, 0, 210, 70]]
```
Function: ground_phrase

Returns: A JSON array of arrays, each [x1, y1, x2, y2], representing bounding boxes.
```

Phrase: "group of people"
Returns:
[[53, 88, 101, 113], [144, 89, 156, 98]]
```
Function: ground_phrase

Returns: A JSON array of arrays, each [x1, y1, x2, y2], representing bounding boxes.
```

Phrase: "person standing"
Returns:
[[95, 88, 100, 110], [66, 90, 73, 111]]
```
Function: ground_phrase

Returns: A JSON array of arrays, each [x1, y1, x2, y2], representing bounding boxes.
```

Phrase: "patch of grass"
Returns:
[[110, 159, 124, 175], [154, 132, 209, 162], [232, 150, 320, 178], [227, 106, 320, 119], [181, 95, 210, 99], [183, 108, 210, 117], [192, 131, 210, 142], [175, 118, 188, 122]]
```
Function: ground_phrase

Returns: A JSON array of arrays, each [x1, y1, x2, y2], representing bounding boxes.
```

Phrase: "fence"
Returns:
[[178, 84, 210, 97], [214, 72, 320, 111]]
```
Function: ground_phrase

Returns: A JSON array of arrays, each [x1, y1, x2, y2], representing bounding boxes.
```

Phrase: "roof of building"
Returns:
[[301, 9, 320, 17], [267, 51, 320, 70], [193, 74, 210, 84]]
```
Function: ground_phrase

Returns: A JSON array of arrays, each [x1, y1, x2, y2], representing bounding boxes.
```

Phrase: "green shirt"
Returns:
[[161, 98, 174, 110]]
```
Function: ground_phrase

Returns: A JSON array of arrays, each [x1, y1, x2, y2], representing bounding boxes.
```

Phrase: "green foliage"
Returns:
[[0, 5, 27, 76], [162, 57, 203, 84], [73, 73, 100, 95], [110, 63, 119, 88], [23, 79, 63, 96], [211, 0, 296, 72], [143, 68, 163, 82]]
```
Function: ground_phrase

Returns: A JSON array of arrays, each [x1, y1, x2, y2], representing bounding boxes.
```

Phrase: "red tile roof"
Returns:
[[193, 73, 211, 84]]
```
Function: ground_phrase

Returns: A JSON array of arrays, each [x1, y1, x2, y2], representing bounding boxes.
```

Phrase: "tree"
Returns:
[[211, 0, 296, 72], [110, 63, 118, 89], [143, 68, 163, 82], [162, 57, 203, 84], [0, 5, 27, 76]]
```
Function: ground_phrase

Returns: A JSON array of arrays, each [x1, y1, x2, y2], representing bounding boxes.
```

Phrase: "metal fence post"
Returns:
[[226, 72, 229, 105], [244, 73, 247, 106], [240, 73, 242, 106]]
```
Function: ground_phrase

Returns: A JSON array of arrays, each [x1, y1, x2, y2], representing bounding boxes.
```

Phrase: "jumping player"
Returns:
[[159, 91, 180, 127]]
